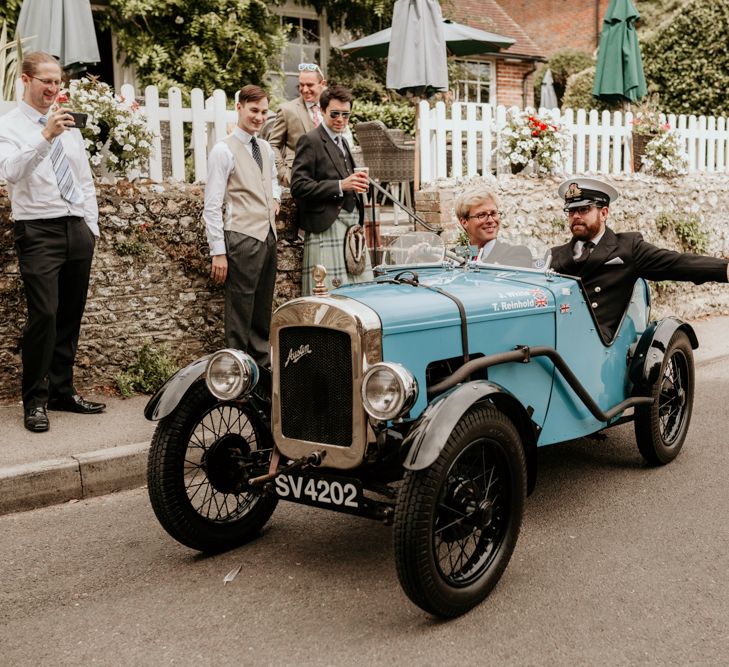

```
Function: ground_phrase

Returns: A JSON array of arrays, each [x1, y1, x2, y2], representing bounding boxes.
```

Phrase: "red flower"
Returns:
[[56, 93, 69, 104]]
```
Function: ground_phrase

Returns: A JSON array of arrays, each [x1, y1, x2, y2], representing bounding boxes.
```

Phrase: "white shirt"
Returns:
[[203, 126, 281, 256], [0, 100, 99, 235]]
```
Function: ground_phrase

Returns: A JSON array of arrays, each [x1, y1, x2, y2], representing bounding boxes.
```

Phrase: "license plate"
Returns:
[[273, 472, 362, 510]]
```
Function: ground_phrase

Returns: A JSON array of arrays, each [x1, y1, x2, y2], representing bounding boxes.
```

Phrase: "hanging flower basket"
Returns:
[[632, 132, 656, 172]]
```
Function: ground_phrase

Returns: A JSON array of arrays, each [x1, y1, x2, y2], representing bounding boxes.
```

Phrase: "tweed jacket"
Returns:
[[290, 125, 364, 234], [551, 227, 729, 339], [267, 97, 314, 186]]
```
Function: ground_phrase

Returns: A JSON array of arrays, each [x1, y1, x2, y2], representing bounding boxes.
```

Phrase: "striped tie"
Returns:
[[39, 117, 82, 204], [250, 136, 263, 172]]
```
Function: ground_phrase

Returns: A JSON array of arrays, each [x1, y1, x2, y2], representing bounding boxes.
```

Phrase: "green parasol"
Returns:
[[592, 0, 647, 104]]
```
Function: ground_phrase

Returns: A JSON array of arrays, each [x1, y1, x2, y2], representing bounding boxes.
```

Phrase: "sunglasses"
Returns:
[[328, 111, 351, 119], [298, 63, 323, 75]]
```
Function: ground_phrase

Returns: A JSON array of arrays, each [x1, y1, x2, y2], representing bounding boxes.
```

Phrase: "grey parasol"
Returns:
[[17, 0, 100, 69], [540, 68, 558, 110], [386, 0, 448, 96]]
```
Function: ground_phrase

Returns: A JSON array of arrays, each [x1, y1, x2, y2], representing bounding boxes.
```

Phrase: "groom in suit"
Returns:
[[550, 177, 729, 341], [290, 84, 372, 295]]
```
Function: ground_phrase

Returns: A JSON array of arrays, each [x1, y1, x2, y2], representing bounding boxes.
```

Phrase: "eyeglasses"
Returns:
[[564, 204, 598, 216], [328, 111, 351, 119], [468, 210, 501, 221], [30, 76, 62, 88], [298, 63, 323, 75]]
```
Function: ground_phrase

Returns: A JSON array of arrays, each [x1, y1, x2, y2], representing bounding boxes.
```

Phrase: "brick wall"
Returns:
[[0, 183, 303, 400], [496, 0, 611, 57], [496, 60, 537, 108]]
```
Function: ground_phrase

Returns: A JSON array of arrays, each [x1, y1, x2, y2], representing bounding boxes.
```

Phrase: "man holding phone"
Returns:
[[0, 51, 103, 432]]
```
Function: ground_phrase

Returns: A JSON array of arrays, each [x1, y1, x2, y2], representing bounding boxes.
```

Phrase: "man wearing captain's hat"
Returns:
[[550, 177, 729, 341]]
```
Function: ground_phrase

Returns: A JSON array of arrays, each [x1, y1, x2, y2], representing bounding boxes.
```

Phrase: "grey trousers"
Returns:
[[224, 228, 277, 368]]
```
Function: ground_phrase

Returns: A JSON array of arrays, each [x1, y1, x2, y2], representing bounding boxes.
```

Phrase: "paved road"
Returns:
[[2, 358, 729, 666]]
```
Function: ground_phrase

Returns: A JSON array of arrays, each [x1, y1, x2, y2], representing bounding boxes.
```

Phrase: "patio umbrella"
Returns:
[[540, 68, 558, 109], [342, 18, 515, 59], [386, 0, 448, 97], [592, 0, 647, 104], [17, 0, 100, 70]]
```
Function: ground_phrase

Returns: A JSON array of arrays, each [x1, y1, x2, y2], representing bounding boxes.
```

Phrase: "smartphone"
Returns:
[[68, 112, 88, 129]]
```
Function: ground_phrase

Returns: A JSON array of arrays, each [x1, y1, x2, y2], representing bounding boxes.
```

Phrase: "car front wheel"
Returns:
[[634, 330, 694, 465], [394, 404, 526, 618], [147, 381, 278, 552]]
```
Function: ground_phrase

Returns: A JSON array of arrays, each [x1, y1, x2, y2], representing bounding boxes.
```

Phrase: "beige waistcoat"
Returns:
[[222, 135, 276, 242]]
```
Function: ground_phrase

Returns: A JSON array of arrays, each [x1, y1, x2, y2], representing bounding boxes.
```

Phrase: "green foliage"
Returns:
[[534, 49, 594, 108], [327, 49, 389, 103], [306, 0, 394, 36], [0, 1, 21, 30], [116, 343, 179, 397], [103, 0, 286, 96], [562, 66, 618, 113], [350, 101, 416, 136], [113, 226, 151, 258], [655, 212, 708, 253], [0, 19, 27, 102], [634, 0, 690, 34], [642, 0, 729, 115]]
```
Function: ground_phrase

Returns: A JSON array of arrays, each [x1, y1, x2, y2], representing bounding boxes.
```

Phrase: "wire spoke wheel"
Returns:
[[394, 404, 526, 618], [148, 382, 278, 552], [635, 330, 694, 465]]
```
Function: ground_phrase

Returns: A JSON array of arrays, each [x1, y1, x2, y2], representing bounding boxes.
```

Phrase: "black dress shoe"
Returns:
[[24, 406, 50, 432], [47, 394, 106, 414]]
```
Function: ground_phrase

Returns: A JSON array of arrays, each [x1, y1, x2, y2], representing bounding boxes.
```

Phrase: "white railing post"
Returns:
[[190, 87, 207, 182], [144, 85, 163, 182], [451, 102, 463, 178], [434, 101, 448, 179], [418, 100, 432, 184], [167, 87, 186, 181]]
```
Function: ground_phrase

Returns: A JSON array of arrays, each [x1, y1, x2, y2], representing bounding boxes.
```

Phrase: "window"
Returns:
[[453, 60, 494, 104], [278, 16, 321, 99]]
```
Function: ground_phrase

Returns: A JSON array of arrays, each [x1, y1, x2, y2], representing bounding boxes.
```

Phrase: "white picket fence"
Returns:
[[418, 100, 729, 183], [3, 83, 729, 184]]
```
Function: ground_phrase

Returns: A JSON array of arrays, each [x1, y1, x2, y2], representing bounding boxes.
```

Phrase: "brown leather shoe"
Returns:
[[47, 394, 106, 414], [24, 406, 50, 432]]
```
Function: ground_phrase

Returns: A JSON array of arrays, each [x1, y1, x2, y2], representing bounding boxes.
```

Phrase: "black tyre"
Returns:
[[394, 404, 526, 618], [147, 381, 278, 552], [634, 330, 694, 465]]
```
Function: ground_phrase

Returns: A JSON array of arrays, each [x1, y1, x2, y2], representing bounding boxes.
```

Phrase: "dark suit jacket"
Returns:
[[482, 240, 533, 267], [551, 227, 729, 339], [290, 125, 364, 234]]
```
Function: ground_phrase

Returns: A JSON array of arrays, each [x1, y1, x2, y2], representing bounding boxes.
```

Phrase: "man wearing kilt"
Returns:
[[290, 85, 373, 295]]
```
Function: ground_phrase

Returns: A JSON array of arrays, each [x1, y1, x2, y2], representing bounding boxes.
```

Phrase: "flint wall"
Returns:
[[2, 174, 729, 401]]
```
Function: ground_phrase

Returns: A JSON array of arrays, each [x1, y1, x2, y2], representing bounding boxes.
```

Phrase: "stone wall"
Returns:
[[0, 182, 302, 400], [415, 172, 729, 321]]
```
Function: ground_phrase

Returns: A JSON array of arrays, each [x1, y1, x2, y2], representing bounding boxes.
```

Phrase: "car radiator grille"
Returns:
[[278, 327, 353, 446]]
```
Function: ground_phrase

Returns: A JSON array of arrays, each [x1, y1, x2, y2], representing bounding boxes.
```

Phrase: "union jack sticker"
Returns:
[[535, 295, 548, 308], [560, 303, 571, 314]]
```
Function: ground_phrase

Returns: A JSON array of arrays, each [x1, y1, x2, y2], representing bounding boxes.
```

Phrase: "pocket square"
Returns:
[[604, 257, 624, 265]]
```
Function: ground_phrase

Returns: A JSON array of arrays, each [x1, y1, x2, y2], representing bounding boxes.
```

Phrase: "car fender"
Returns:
[[629, 317, 698, 390], [402, 380, 538, 493], [144, 355, 212, 421]]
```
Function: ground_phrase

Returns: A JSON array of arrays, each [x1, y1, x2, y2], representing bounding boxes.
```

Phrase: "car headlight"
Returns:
[[361, 363, 418, 421], [205, 349, 259, 401]]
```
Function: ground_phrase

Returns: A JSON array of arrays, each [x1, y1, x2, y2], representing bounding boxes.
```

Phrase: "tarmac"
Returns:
[[1, 315, 727, 516]]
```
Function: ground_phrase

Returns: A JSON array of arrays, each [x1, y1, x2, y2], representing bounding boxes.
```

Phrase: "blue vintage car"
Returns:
[[145, 232, 696, 618]]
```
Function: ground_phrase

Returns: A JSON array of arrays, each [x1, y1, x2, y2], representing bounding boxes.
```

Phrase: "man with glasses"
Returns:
[[550, 177, 729, 340], [290, 84, 373, 294], [0, 52, 104, 432], [455, 186, 531, 266], [268, 63, 327, 186]]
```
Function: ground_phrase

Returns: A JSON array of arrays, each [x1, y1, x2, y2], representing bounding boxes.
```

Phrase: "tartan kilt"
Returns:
[[302, 209, 374, 295]]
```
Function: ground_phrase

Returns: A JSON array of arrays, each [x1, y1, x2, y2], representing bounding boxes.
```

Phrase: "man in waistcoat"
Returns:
[[203, 84, 281, 368], [550, 177, 729, 341], [0, 51, 104, 433], [290, 85, 373, 295]]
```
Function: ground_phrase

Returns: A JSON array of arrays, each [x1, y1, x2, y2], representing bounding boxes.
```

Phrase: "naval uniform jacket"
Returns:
[[290, 125, 364, 234], [550, 227, 729, 339]]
